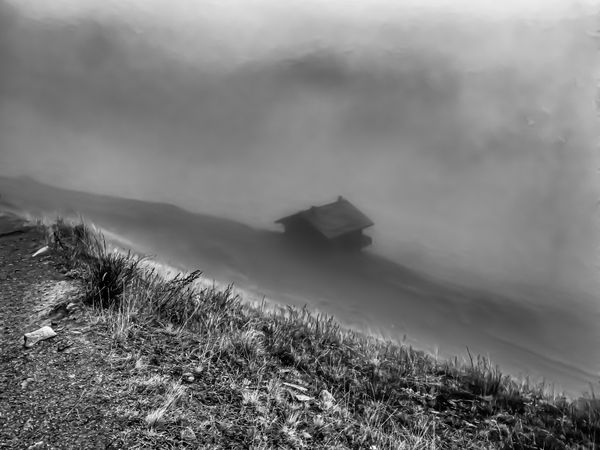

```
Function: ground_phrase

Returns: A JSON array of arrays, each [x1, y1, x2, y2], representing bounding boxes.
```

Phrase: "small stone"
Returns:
[[21, 378, 35, 389], [181, 427, 196, 441], [66, 302, 80, 312], [32, 246, 49, 257], [182, 373, 195, 383], [57, 340, 74, 352], [294, 394, 313, 402], [192, 366, 203, 375], [23, 326, 57, 348]]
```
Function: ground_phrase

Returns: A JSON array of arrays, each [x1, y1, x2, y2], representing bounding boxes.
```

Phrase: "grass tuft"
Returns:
[[83, 249, 141, 309]]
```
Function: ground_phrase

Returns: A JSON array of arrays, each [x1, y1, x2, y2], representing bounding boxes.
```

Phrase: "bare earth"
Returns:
[[0, 216, 124, 450]]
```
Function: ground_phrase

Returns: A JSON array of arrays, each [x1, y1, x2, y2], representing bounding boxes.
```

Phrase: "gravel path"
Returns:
[[0, 215, 124, 450]]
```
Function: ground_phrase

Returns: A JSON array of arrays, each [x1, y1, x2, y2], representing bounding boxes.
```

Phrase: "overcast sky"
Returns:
[[9, 0, 598, 18], [1, 0, 598, 295]]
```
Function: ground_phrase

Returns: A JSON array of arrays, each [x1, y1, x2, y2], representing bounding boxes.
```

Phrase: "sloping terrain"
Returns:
[[1, 214, 599, 449], [1, 175, 599, 397]]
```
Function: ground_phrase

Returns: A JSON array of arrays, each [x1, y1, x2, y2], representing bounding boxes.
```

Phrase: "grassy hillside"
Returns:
[[40, 217, 600, 449]]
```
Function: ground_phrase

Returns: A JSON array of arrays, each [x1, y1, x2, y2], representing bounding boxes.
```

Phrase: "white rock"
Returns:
[[32, 246, 49, 257], [23, 326, 57, 348], [294, 394, 313, 402], [181, 427, 196, 441]]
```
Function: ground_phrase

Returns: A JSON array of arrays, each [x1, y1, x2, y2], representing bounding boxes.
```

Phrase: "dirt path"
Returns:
[[0, 215, 125, 450]]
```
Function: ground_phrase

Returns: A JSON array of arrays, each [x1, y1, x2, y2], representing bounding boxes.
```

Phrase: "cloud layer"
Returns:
[[1, 0, 598, 297]]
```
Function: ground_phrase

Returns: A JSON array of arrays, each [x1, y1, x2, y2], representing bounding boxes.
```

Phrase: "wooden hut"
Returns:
[[275, 196, 373, 250]]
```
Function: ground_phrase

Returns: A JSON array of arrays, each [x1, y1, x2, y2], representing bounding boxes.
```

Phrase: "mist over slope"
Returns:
[[1, 174, 599, 396], [1, 1, 599, 298]]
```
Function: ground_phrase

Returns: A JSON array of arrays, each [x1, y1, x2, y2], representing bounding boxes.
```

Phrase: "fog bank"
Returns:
[[1, 0, 599, 301]]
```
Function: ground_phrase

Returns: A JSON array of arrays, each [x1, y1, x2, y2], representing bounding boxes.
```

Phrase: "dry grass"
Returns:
[[145, 381, 187, 429], [46, 219, 600, 449]]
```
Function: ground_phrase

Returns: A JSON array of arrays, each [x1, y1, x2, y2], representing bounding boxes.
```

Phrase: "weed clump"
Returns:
[[83, 249, 141, 309], [50, 218, 100, 270], [49, 218, 140, 309]]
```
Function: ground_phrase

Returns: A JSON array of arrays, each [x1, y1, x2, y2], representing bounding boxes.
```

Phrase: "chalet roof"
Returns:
[[275, 196, 373, 239]]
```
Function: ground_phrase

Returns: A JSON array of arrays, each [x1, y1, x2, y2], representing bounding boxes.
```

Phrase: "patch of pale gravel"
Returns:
[[23, 279, 82, 328]]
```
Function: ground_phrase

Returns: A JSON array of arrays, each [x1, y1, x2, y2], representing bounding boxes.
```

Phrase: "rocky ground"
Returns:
[[0, 215, 126, 449]]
